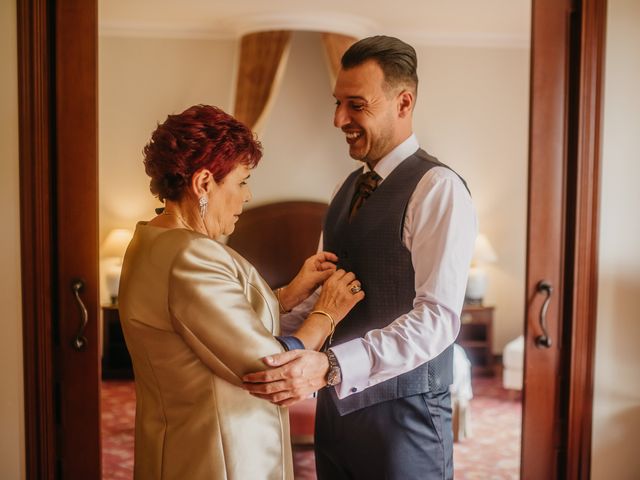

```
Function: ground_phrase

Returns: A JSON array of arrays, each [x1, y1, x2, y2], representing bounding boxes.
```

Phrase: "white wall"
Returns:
[[99, 31, 530, 353], [591, 0, 640, 478], [0, 0, 25, 478], [99, 35, 238, 239], [415, 45, 529, 352], [252, 32, 360, 203]]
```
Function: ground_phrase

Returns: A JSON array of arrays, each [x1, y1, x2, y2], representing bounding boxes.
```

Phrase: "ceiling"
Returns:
[[99, 0, 531, 48]]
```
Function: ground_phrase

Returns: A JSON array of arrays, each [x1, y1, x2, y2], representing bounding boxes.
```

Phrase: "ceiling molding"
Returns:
[[99, 12, 377, 40], [399, 31, 531, 49], [229, 12, 376, 37], [99, 15, 530, 49], [99, 21, 234, 40]]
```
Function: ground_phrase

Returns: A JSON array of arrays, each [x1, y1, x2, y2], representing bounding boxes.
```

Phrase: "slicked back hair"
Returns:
[[341, 35, 418, 95]]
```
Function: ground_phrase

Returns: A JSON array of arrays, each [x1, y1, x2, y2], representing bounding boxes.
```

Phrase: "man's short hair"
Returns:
[[341, 35, 418, 93]]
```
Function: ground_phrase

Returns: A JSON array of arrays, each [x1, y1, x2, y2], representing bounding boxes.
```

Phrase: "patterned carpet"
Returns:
[[101, 376, 521, 479]]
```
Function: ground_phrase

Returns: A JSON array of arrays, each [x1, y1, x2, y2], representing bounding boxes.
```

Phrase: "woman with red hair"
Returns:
[[118, 105, 363, 479]]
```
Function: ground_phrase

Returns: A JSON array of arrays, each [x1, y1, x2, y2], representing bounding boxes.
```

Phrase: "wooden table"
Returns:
[[456, 304, 494, 376], [102, 304, 133, 379]]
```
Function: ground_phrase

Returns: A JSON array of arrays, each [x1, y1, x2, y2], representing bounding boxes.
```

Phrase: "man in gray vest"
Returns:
[[243, 35, 477, 479]]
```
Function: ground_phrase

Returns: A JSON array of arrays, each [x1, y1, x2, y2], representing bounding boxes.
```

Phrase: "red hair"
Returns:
[[143, 105, 262, 202]]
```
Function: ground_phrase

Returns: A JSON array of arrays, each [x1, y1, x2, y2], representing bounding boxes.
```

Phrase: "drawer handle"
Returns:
[[535, 280, 553, 348], [461, 312, 473, 324], [71, 279, 88, 351]]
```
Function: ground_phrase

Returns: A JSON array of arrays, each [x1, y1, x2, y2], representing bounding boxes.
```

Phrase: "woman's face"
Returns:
[[206, 163, 252, 237]]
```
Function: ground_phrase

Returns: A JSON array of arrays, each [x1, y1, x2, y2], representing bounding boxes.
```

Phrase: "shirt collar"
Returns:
[[363, 133, 420, 181]]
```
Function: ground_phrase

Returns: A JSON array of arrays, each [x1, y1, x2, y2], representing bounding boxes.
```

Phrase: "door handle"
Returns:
[[535, 280, 553, 348], [71, 279, 88, 351]]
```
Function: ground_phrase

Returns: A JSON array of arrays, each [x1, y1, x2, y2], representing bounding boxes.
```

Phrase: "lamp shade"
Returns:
[[101, 228, 133, 259], [472, 233, 498, 265]]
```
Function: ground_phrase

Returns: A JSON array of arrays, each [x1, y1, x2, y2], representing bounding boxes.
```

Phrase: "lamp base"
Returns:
[[105, 261, 122, 303], [465, 266, 488, 305]]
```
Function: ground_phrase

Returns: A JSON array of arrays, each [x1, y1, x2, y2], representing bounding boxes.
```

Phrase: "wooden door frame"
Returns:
[[17, 0, 56, 477], [563, 0, 607, 477], [16, 0, 606, 478]]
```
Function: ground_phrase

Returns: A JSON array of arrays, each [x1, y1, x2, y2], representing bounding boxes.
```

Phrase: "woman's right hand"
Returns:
[[312, 269, 365, 324]]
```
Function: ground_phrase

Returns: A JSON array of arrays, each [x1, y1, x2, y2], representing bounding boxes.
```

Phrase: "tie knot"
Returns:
[[355, 171, 382, 199]]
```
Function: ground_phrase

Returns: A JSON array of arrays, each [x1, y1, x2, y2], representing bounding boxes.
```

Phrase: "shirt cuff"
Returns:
[[329, 339, 372, 399], [275, 335, 305, 351]]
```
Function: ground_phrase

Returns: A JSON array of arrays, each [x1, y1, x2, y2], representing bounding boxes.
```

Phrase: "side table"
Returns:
[[102, 304, 133, 379], [456, 304, 494, 376]]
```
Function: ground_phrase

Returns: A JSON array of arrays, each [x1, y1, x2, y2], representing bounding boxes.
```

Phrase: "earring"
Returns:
[[199, 196, 208, 220]]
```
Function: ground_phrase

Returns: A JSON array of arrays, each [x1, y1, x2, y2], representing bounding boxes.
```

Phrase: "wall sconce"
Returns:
[[465, 233, 498, 305], [101, 228, 133, 304]]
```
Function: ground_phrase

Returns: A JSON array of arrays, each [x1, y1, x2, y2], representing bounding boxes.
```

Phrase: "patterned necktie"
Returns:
[[349, 170, 382, 221]]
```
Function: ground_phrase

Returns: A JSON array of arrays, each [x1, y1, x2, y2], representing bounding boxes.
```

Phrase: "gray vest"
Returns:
[[322, 149, 468, 415]]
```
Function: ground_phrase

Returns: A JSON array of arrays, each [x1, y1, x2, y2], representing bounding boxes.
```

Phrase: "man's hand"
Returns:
[[242, 350, 329, 406]]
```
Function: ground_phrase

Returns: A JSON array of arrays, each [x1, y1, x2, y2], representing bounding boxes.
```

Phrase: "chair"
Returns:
[[502, 335, 524, 391], [451, 344, 473, 441]]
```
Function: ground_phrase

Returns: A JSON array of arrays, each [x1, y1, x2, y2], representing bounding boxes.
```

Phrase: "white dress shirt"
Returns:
[[281, 134, 478, 399]]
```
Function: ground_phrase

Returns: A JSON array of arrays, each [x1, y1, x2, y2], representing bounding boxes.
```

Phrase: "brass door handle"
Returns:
[[71, 279, 88, 351], [535, 280, 553, 348]]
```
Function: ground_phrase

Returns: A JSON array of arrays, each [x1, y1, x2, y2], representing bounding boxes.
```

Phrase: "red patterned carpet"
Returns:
[[453, 377, 522, 480], [102, 376, 521, 479]]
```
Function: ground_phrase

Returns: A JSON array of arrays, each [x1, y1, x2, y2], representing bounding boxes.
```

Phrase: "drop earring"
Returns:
[[199, 196, 208, 220]]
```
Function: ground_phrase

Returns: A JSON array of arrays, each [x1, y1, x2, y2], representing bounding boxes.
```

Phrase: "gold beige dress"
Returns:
[[118, 223, 293, 480]]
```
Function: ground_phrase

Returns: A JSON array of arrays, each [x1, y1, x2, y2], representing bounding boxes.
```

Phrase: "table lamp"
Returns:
[[101, 228, 133, 304], [465, 233, 498, 305]]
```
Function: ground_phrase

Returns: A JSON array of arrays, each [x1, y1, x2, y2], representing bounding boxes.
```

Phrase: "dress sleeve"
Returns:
[[168, 237, 284, 385]]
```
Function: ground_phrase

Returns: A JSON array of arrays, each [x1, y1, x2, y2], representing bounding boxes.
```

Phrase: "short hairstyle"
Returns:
[[143, 105, 262, 202], [341, 35, 418, 93]]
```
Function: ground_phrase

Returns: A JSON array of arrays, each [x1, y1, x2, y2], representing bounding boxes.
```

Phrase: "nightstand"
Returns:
[[456, 304, 494, 376], [101, 305, 133, 379]]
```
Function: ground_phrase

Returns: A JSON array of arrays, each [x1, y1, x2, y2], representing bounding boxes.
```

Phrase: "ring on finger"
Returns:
[[349, 284, 362, 294]]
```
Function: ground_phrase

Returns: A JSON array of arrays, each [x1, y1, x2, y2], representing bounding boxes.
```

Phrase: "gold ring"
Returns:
[[350, 284, 362, 294]]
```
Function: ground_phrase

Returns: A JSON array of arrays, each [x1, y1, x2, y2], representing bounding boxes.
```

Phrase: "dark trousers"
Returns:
[[314, 389, 453, 480]]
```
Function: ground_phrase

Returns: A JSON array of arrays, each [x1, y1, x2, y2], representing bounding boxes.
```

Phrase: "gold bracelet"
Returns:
[[275, 287, 291, 314], [309, 310, 336, 343]]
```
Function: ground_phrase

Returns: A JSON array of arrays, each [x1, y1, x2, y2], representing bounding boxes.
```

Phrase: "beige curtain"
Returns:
[[233, 31, 292, 133], [321, 32, 358, 88]]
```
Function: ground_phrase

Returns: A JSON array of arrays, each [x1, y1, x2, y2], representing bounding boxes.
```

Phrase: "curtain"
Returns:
[[321, 32, 358, 88], [233, 30, 292, 133]]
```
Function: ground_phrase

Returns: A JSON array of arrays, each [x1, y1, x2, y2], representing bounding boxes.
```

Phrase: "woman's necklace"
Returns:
[[162, 210, 192, 230]]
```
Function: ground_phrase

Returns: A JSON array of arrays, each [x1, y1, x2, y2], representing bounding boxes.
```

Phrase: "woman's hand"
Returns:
[[290, 269, 364, 350], [312, 269, 365, 325], [277, 251, 338, 311]]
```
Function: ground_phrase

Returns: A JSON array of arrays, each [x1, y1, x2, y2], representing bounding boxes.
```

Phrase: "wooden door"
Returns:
[[54, 0, 101, 478], [521, 1, 572, 477], [522, 0, 605, 478]]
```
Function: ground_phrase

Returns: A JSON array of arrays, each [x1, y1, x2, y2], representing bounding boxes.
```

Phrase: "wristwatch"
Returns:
[[325, 349, 342, 386]]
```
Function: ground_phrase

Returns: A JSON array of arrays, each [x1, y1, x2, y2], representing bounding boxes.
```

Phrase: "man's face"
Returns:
[[333, 60, 400, 165]]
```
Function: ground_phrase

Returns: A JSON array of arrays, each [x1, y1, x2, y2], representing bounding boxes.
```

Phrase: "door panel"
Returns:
[[522, 0, 571, 478], [54, 0, 100, 477]]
